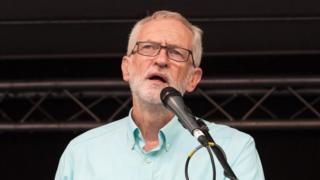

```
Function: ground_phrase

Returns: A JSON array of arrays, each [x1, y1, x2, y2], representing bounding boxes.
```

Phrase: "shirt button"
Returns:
[[144, 157, 152, 164], [166, 144, 170, 150], [154, 173, 160, 178]]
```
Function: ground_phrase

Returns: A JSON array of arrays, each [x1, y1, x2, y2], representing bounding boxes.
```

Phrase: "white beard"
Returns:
[[128, 67, 192, 105]]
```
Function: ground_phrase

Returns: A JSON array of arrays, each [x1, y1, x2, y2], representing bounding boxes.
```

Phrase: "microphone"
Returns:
[[160, 87, 208, 146], [161, 87, 238, 180]]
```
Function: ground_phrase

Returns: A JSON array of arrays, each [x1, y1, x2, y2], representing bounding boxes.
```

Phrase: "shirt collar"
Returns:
[[159, 116, 181, 151], [126, 108, 137, 150], [126, 108, 183, 152]]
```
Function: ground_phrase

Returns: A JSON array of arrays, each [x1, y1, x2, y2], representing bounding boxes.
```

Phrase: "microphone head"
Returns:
[[160, 87, 182, 107]]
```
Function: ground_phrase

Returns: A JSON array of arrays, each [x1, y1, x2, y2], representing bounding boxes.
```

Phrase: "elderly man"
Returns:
[[55, 10, 265, 180]]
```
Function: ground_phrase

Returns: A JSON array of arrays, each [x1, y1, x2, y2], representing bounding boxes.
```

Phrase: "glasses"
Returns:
[[131, 41, 195, 66]]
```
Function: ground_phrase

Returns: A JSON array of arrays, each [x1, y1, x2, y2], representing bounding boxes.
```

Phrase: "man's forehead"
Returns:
[[137, 19, 193, 48]]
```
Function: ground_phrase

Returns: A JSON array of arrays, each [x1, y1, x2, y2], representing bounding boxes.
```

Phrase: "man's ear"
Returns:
[[121, 56, 130, 82], [185, 67, 203, 93]]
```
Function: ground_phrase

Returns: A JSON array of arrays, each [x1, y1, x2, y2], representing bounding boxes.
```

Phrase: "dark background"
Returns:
[[1, 0, 320, 179]]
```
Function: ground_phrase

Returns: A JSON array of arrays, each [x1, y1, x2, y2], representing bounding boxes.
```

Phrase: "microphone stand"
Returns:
[[197, 119, 238, 180]]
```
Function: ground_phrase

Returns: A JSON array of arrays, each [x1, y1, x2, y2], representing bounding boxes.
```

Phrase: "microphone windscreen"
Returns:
[[160, 87, 181, 107]]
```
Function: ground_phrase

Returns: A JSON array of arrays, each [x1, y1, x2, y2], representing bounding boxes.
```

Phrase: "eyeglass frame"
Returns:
[[130, 41, 195, 67]]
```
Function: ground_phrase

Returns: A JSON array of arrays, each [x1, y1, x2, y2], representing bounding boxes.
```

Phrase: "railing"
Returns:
[[1, 77, 320, 131]]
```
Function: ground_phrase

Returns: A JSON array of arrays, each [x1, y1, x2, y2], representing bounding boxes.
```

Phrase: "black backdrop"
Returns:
[[1, 0, 320, 179]]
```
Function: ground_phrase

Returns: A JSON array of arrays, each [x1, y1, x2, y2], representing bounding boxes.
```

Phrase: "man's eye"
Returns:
[[141, 44, 157, 50], [170, 49, 185, 57]]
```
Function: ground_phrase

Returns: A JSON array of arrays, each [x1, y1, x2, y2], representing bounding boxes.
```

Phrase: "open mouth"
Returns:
[[148, 75, 168, 83]]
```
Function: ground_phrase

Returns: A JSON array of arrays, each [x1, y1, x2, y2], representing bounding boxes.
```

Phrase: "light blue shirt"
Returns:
[[55, 111, 265, 180]]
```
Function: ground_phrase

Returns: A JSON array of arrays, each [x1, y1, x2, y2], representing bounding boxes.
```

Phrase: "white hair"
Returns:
[[126, 10, 203, 67]]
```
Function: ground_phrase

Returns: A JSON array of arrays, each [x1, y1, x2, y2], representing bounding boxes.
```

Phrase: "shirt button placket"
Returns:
[[144, 157, 152, 164], [141, 155, 153, 180]]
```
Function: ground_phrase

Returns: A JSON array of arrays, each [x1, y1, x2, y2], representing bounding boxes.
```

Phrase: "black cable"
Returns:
[[185, 145, 202, 180], [209, 144, 238, 180], [184, 143, 216, 180], [206, 146, 216, 180], [197, 119, 238, 180]]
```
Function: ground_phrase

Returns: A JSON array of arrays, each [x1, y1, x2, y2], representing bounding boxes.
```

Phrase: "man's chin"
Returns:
[[138, 91, 163, 105], [132, 83, 170, 104]]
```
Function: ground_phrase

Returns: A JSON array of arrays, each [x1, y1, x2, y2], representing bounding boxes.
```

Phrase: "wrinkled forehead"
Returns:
[[137, 19, 194, 50]]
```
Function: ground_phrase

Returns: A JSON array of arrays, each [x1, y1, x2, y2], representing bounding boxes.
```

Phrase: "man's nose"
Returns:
[[154, 48, 169, 67]]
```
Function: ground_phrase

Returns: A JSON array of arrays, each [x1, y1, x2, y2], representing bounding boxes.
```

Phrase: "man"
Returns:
[[55, 10, 265, 180]]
